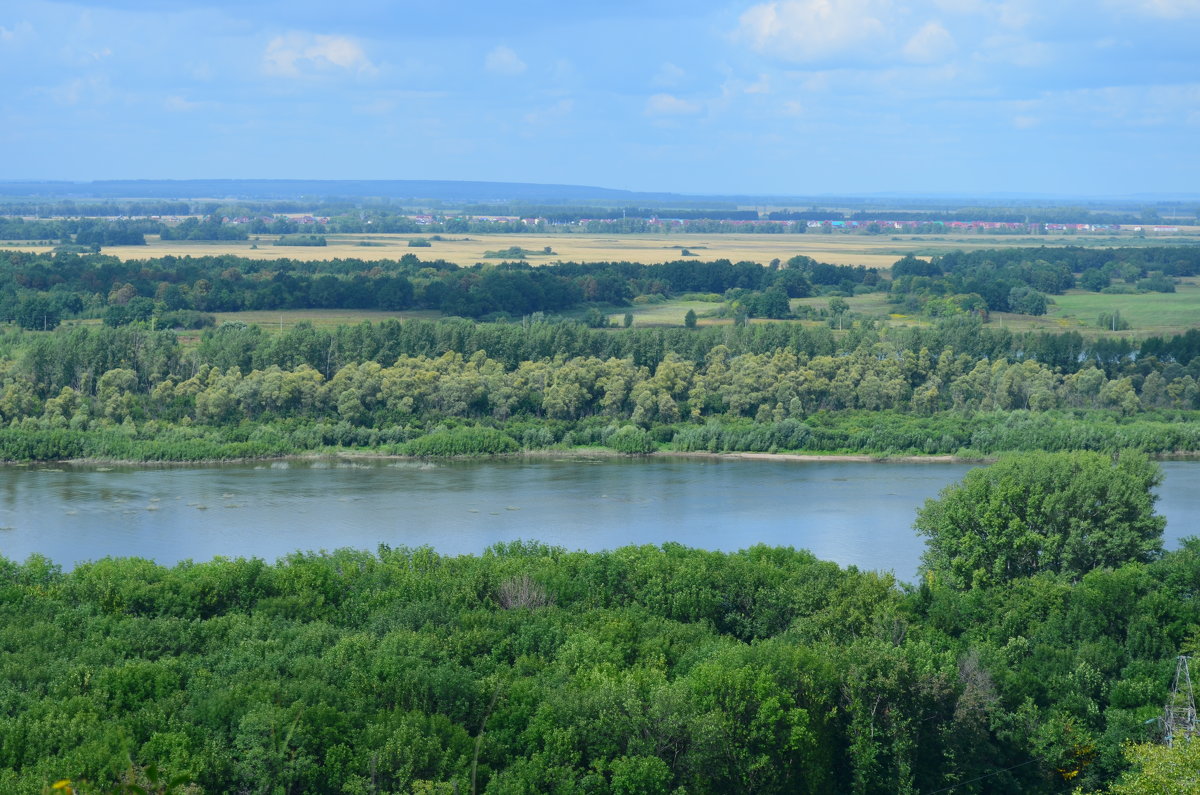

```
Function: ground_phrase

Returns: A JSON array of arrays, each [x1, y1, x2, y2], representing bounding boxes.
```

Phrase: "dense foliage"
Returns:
[[0, 316, 1196, 461], [889, 246, 1200, 316], [0, 248, 881, 325], [917, 451, 1166, 588], [2, 244, 1198, 328], [2, 528, 1197, 793]]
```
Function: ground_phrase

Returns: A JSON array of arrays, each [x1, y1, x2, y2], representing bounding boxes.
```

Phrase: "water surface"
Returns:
[[1, 457, 1195, 583]]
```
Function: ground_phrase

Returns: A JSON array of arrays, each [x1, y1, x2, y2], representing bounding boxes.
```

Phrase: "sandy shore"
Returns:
[[32, 447, 1200, 467], [660, 451, 986, 463]]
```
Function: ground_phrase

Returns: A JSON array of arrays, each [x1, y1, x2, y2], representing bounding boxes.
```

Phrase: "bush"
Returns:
[[274, 235, 326, 247], [606, 425, 655, 454], [404, 426, 518, 456], [495, 574, 554, 609], [157, 310, 216, 330]]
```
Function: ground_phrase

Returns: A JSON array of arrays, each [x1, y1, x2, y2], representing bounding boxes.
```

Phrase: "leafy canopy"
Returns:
[[916, 451, 1165, 589]]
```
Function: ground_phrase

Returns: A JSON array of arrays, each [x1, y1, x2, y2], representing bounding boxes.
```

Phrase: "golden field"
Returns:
[[6, 228, 1197, 269]]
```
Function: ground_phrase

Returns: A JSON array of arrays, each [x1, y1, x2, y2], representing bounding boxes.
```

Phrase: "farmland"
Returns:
[[1049, 282, 1200, 337], [211, 308, 440, 330], [607, 277, 1200, 337], [4, 236, 1189, 337], [5, 227, 1199, 269]]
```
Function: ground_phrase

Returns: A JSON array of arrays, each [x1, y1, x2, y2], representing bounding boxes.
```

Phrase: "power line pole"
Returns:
[[1163, 655, 1197, 747]]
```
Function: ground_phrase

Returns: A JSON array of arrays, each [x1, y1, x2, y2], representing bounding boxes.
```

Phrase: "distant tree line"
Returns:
[[769, 206, 1190, 225], [0, 318, 1196, 463], [0, 217, 152, 245], [887, 246, 1200, 317], [0, 250, 879, 327]]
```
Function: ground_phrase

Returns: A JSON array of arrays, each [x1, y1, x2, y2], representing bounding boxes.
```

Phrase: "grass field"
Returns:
[[6, 228, 1198, 269], [604, 300, 731, 328], [211, 309, 441, 331], [789, 279, 1200, 337], [1048, 280, 1200, 337], [206, 280, 1198, 338]]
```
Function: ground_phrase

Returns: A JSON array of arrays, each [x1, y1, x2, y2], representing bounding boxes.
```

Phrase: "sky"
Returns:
[[1, 0, 1199, 197]]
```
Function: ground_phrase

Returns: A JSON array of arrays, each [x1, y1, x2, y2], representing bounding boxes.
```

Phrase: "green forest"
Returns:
[[0, 313, 1197, 461], [0, 241, 1198, 792], [1, 245, 1198, 327], [1, 452, 1196, 793]]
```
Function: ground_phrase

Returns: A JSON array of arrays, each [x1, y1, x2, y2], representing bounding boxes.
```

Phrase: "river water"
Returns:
[[1, 457, 1196, 583]]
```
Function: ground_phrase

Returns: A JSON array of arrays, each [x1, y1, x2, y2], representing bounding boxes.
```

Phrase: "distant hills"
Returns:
[[0, 179, 1194, 209], [0, 179, 677, 204]]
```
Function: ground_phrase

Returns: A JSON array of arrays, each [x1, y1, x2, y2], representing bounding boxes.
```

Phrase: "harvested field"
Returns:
[[6, 228, 1196, 269]]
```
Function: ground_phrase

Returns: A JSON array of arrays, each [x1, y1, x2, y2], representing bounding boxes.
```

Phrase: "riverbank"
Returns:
[[43, 445, 1200, 469], [50, 448, 983, 467], [3, 410, 1200, 465]]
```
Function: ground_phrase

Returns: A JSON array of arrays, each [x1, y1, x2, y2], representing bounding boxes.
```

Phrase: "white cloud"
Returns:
[[736, 0, 891, 63], [903, 21, 957, 63], [44, 75, 110, 107], [645, 93, 702, 115], [352, 91, 446, 115], [999, 83, 1200, 131], [995, 2, 1035, 29], [1111, 0, 1200, 17], [0, 21, 34, 44], [355, 98, 396, 115], [164, 95, 201, 112], [745, 74, 772, 93], [552, 59, 576, 83], [976, 34, 1051, 67], [60, 42, 114, 68], [932, 0, 1033, 28], [932, 0, 987, 12], [485, 45, 526, 76], [652, 62, 686, 87], [524, 98, 574, 125], [263, 32, 375, 78], [188, 61, 214, 81]]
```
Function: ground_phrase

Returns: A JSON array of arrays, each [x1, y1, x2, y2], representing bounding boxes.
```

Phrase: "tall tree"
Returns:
[[916, 451, 1165, 588]]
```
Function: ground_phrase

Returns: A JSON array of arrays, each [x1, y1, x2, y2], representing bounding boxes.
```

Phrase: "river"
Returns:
[[1, 457, 1196, 582]]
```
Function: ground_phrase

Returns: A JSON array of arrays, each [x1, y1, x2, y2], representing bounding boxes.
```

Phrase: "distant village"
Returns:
[[198, 214, 1179, 234], [26, 211, 1186, 237]]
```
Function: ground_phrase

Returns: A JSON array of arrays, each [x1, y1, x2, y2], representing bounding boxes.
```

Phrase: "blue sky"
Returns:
[[2, 0, 1198, 197]]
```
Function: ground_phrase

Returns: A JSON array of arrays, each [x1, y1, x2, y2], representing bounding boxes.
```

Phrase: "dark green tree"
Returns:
[[916, 451, 1165, 588], [684, 309, 697, 329], [13, 294, 61, 331], [1007, 285, 1048, 315]]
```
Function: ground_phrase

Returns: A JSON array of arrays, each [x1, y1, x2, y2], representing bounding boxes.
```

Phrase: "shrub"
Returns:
[[606, 425, 655, 454], [496, 574, 554, 609], [404, 426, 518, 457]]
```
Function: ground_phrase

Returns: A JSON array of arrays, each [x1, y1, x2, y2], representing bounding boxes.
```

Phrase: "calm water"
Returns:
[[1, 457, 1196, 583]]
